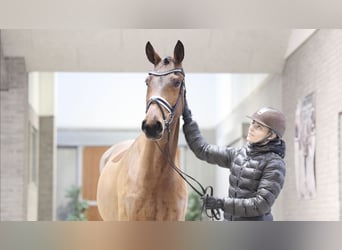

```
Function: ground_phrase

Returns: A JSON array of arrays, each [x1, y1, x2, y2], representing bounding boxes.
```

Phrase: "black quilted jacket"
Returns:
[[183, 120, 286, 221]]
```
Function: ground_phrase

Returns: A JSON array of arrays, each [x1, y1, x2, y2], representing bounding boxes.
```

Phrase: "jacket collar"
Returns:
[[246, 138, 286, 158]]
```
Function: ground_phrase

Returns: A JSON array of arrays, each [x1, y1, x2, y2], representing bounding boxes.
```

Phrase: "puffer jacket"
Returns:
[[183, 120, 286, 221]]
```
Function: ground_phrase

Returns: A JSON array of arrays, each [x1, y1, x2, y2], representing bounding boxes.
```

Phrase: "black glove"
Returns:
[[182, 92, 192, 124], [202, 196, 224, 210]]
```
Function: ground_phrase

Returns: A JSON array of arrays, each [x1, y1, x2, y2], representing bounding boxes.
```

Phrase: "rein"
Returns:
[[157, 141, 221, 221], [146, 68, 222, 221]]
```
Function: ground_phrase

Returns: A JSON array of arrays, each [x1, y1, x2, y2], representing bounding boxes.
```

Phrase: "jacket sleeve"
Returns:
[[183, 120, 235, 168], [223, 158, 286, 217]]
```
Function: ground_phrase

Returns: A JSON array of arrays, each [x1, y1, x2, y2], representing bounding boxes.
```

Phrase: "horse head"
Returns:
[[142, 40, 185, 140]]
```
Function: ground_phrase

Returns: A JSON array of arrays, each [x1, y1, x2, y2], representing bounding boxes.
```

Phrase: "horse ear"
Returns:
[[174, 40, 184, 65], [145, 41, 161, 65]]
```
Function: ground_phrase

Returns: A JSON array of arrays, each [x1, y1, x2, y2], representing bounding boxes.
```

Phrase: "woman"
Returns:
[[182, 99, 286, 221]]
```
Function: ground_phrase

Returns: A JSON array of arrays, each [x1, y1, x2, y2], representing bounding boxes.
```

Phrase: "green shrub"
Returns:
[[65, 186, 89, 221], [185, 191, 202, 221]]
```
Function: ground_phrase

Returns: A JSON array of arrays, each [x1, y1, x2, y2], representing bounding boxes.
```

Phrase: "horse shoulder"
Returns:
[[99, 139, 135, 173], [110, 140, 135, 163]]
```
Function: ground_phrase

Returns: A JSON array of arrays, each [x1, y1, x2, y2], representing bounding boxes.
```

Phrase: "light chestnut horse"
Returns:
[[97, 41, 188, 221]]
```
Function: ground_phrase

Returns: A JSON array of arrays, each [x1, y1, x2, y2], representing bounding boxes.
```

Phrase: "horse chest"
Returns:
[[120, 176, 181, 219], [124, 192, 181, 220]]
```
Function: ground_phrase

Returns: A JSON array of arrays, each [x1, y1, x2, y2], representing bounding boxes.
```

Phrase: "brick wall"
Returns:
[[1, 33, 54, 220], [0, 54, 29, 220], [281, 29, 342, 220]]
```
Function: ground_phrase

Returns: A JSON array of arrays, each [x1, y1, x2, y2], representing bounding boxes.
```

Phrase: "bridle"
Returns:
[[145, 67, 222, 221], [145, 68, 185, 137]]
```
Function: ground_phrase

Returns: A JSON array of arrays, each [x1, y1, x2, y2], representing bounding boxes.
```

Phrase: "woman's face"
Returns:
[[247, 120, 271, 143]]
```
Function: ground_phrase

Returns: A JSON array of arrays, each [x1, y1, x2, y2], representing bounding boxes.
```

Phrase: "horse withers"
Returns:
[[96, 41, 188, 221]]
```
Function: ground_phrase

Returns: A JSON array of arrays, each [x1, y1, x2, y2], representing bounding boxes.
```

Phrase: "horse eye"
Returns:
[[145, 79, 149, 86]]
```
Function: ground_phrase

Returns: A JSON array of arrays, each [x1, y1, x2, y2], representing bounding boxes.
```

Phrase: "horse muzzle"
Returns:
[[141, 118, 164, 140]]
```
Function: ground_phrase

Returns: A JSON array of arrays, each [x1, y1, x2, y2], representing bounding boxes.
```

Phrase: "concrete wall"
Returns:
[[26, 105, 39, 221], [28, 72, 55, 221], [0, 31, 29, 220], [0, 32, 8, 90], [38, 116, 54, 220], [281, 29, 342, 220]]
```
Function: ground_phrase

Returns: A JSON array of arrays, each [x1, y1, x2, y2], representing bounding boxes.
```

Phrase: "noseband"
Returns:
[[145, 68, 185, 133]]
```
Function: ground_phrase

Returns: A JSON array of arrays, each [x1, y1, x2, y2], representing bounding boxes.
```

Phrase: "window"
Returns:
[[56, 146, 78, 220]]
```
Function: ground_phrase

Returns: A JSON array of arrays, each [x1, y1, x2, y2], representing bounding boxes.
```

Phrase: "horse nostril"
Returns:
[[141, 120, 163, 139], [155, 121, 163, 134], [141, 120, 147, 131]]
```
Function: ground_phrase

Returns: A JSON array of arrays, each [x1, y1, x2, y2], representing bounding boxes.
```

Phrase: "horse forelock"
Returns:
[[163, 56, 171, 65]]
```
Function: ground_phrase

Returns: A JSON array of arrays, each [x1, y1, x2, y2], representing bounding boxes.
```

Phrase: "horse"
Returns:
[[96, 40, 188, 221]]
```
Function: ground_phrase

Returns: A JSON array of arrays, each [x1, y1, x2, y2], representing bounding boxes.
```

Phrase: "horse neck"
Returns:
[[162, 118, 180, 157], [140, 118, 180, 174]]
